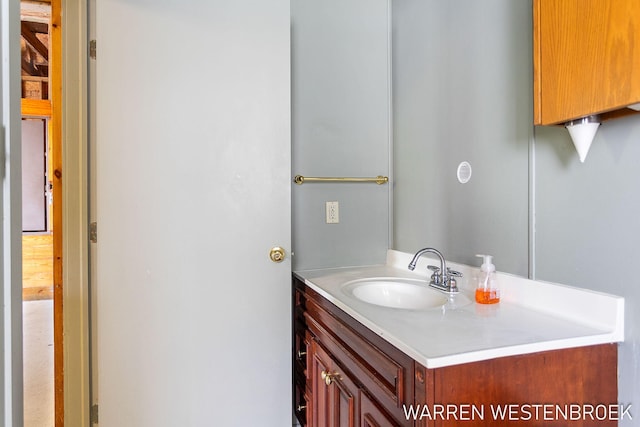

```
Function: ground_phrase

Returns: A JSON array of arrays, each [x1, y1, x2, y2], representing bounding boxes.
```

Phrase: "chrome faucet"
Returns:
[[408, 247, 461, 294]]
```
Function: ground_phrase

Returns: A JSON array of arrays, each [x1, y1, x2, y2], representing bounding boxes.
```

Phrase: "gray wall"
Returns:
[[535, 120, 640, 423], [393, 0, 639, 420], [291, 0, 391, 270]]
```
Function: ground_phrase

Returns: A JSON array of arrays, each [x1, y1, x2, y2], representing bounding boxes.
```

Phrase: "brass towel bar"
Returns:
[[293, 175, 388, 185]]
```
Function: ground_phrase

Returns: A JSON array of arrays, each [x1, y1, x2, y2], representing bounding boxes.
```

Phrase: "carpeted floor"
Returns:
[[23, 299, 54, 427]]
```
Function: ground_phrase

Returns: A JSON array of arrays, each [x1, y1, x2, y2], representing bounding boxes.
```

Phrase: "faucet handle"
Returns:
[[427, 265, 444, 285], [447, 268, 462, 277], [428, 265, 462, 277]]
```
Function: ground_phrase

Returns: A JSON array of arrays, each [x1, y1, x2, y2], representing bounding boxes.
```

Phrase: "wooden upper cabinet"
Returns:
[[533, 0, 640, 125]]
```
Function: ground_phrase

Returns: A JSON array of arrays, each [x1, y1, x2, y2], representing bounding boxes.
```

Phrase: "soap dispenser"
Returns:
[[474, 254, 500, 304]]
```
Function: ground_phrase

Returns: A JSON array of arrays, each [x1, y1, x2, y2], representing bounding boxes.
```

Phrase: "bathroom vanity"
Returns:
[[292, 251, 624, 426]]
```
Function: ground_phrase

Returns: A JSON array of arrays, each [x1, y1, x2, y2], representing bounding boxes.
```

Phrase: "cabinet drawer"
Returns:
[[294, 327, 308, 373], [293, 383, 309, 426], [294, 287, 306, 322]]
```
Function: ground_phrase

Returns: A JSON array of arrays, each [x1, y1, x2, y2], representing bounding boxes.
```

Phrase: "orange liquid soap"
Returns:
[[475, 288, 500, 304]]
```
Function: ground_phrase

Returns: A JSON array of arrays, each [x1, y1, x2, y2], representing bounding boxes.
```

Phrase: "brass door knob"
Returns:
[[269, 246, 286, 263]]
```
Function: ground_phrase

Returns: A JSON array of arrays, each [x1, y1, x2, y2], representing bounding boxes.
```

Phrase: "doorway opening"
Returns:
[[20, 0, 63, 425]]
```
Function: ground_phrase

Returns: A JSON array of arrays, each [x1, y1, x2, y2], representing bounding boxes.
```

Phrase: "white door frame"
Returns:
[[0, 0, 90, 425], [59, 0, 91, 425], [1, 0, 24, 425]]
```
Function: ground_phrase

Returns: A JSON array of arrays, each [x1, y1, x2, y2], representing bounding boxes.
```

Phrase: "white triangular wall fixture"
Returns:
[[565, 116, 600, 163]]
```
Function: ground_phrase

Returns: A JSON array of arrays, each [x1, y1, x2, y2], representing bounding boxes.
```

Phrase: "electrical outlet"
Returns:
[[326, 201, 339, 224]]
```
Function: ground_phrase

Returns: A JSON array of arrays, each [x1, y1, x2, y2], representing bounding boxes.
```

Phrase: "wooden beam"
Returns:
[[24, 21, 49, 34], [50, 0, 64, 423], [21, 56, 39, 75], [21, 1, 52, 24], [21, 98, 52, 117], [21, 56, 48, 77], [21, 21, 49, 61], [21, 75, 49, 82]]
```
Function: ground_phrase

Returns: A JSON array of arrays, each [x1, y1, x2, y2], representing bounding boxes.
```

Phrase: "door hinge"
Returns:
[[90, 222, 97, 243], [90, 404, 99, 424], [89, 40, 97, 59]]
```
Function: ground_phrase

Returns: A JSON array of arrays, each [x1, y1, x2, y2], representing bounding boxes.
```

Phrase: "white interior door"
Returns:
[[21, 119, 47, 232], [94, 1, 291, 425]]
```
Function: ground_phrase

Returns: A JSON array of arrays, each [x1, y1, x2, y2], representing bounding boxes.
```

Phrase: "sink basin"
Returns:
[[341, 278, 449, 310]]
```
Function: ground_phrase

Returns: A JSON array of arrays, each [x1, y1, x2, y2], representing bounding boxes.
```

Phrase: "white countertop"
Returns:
[[295, 250, 624, 368]]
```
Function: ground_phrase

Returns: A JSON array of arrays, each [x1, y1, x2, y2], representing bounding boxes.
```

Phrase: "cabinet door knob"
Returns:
[[321, 370, 339, 386], [297, 350, 307, 360], [296, 404, 307, 412]]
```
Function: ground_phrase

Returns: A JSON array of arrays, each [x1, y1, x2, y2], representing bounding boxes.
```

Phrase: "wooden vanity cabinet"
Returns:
[[294, 275, 618, 427], [294, 276, 414, 426], [533, 0, 640, 124], [415, 344, 618, 427]]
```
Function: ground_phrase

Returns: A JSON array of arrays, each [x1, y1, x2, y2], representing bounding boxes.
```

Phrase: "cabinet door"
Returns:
[[332, 370, 358, 426], [310, 340, 359, 427], [534, 0, 640, 124], [310, 341, 332, 426]]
